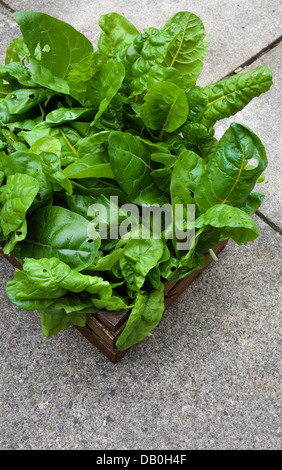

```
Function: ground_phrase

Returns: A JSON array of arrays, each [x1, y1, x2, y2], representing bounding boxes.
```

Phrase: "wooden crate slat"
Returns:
[[96, 309, 130, 332], [76, 324, 128, 364]]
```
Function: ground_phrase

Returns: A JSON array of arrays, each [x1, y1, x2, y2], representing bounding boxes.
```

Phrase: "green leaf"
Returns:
[[44, 107, 95, 126], [40, 307, 86, 337], [187, 66, 273, 127], [13, 206, 100, 271], [195, 123, 268, 212], [163, 11, 209, 86], [28, 59, 70, 94], [0, 173, 39, 237], [170, 150, 206, 207], [2, 150, 53, 208], [181, 122, 218, 161], [239, 192, 264, 215], [22, 257, 112, 298], [63, 154, 114, 180], [67, 52, 107, 106], [108, 131, 169, 205], [195, 204, 260, 245], [98, 12, 139, 52], [116, 287, 165, 350], [0, 88, 54, 124], [91, 296, 129, 311], [87, 60, 125, 125], [13, 11, 93, 79], [140, 81, 188, 137], [119, 238, 164, 291], [0, 62, 35, 87], [6, 269, 66, 311]]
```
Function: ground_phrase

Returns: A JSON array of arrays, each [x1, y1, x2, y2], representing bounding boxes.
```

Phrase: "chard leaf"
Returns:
[[181, 122, 218, 161], [125, 25, 181, 96], [239, 192, 264, 215], [195, 123, 267, 212], [119, 238, 164, 291], [13, 11, 93, 79], [86, 59, 125, 125], [98, 12, 139, 53], [91, 296, 130, 311], [44, 107, 95, 126], [163, 11, 209, 86], [28, 59, 70, 94], [0, 88, 54, 123], [6, 269, 66, 304], [22, 257, 112, 298], [116, 287, 165, 351], [170, 150, 206, 207], [195, 204, 259, 245], [140, 81, 189, 137], [2, 150, 53, 209], [0, 62, 35, 87], [40, 307, 86, 337], [67, 52, 107, 106], [108, 131, 169, 205], [63, 152, 114, 180], [13, 206, 100, 271], [0, 173, 39, 238], [187, 66, 273, 126]]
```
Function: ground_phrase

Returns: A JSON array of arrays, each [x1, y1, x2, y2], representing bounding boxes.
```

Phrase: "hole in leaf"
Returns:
[[252, 71, 258, 77], [87, 239, 94, 243], [171, 266, 177, 272], [29, 93, 35, 99], [43, 269, 47, 273]]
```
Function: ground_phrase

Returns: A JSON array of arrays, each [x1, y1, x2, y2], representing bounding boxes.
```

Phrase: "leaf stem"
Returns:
[[208, 248, 218, 261]]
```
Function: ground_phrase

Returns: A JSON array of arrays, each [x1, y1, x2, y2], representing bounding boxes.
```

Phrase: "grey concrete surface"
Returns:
[[0, 0, 281, 451], [0, 217, 281, 450]]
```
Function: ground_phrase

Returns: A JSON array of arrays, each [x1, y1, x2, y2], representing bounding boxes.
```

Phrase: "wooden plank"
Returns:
[[75, 324, 128, 364], [97, 309, 130, 332], [0, 249, 23, 270]]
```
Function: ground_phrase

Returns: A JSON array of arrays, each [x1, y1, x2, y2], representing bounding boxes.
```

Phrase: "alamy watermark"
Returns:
[[87, 196, 196, 251]]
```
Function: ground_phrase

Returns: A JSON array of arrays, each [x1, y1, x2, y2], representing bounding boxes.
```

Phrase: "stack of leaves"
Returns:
[[0, 11, 272, 351]]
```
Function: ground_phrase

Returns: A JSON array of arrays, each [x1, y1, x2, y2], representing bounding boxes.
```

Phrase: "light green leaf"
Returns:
[[140, 81, 189, 137], [13, 11, 93, 79], [163, 11, 209, 86], [98, 12, 139, 52], [0, 173, 39, 237], [108, 131, 169, 205], [116, 287, 165, 350], [195, 123, 268, 212], [195, 204, 260, 245], [13, 206, 100, 271], [119, 238, 164, 291], [187, 66, 273, 127]]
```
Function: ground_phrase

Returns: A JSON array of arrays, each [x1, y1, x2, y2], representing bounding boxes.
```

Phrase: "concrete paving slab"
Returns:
[[0, 4, 20, 62], [1, 0, 282, 84], [0, 216, 281, 450], [214, 42, 282, 230]]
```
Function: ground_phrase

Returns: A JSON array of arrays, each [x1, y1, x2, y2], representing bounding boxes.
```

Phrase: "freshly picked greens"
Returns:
[[0, 11, 272, 352]]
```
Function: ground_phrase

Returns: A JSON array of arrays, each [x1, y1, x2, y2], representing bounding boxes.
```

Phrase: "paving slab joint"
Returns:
[[0, 0, 14, 13], [256, 210, 282, 236], [219, 34, 282, 80]]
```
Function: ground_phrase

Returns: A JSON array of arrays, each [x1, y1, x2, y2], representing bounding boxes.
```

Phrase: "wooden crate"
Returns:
[[1, 239, 228, 363]]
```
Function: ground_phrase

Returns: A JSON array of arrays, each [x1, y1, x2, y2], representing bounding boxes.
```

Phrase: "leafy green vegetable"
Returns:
[[0, 10, 272, 349]]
